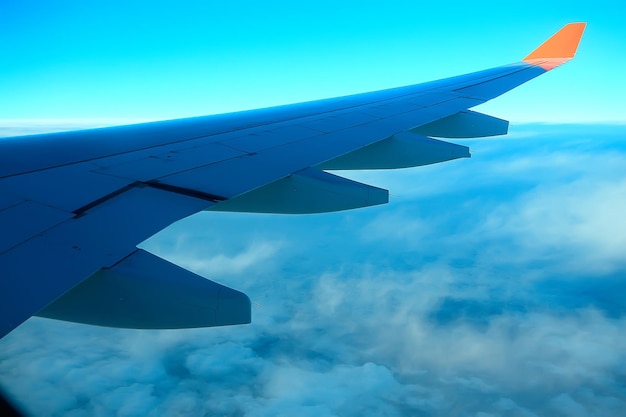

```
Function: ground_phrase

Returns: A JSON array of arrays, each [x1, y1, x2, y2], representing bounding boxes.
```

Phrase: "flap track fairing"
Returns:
[[211, 167, 388, 214], [36, 249, 251, 328], [317, 132, 470, 170], [410, 110, 509, 138]]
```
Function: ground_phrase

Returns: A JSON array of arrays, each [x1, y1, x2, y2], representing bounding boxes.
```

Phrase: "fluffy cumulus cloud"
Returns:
[[1, 123, 626, 416]]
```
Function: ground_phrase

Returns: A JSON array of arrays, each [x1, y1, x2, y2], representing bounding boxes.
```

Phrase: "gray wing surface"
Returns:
[[0, 24, 585, 338]]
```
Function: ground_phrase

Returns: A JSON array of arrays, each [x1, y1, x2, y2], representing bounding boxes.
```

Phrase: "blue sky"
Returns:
[[1, 0, 625, 124], [1, 1, 626, 416]]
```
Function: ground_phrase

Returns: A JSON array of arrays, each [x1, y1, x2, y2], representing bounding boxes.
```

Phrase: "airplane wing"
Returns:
[[0, 23, 586, 339]]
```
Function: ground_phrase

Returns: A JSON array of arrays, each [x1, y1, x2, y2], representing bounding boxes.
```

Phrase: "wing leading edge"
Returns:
[[0, 23, 586, 339]]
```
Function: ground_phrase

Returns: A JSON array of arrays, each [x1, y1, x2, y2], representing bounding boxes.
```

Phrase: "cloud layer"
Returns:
[[1, 124, 625, 416]]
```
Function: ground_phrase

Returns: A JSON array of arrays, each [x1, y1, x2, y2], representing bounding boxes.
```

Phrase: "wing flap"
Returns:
[[36, 249, 250, 328]]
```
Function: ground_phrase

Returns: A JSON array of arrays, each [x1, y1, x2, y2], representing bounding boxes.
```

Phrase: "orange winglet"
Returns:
[[523, 23, 586, 70]]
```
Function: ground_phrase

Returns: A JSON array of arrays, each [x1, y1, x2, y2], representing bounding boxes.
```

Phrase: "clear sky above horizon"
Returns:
[[1, 0, 626, 124]]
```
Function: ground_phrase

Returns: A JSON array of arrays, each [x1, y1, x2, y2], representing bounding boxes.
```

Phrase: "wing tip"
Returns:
[[523, 22, 587, 70]]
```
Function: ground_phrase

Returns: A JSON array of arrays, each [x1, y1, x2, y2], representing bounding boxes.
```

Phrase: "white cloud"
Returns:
[[360, 209, 433, 246], [166, 240, 283, 276], [2, 262, 626, 417], [299, 270, 626, 388], [479, 178, 626, 275], [549, 393, 588, 417]]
